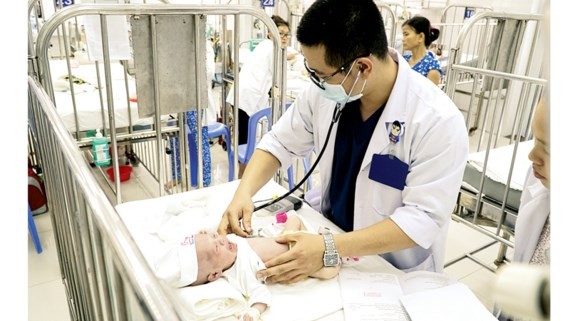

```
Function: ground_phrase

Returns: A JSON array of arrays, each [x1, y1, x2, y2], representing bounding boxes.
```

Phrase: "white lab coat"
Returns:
[[512, 167, 550, 263], [226, 39, 274, 116], [257, 48, 469, 272]]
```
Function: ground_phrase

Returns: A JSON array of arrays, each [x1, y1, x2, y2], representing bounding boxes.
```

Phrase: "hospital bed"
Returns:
[[27, 4, 310, 319], [29, 64, 405, 321], [30, 69, 494, 319], [116, 179, 404, 321], [30, 1, 296, 202], [444, 11, 547, 271]]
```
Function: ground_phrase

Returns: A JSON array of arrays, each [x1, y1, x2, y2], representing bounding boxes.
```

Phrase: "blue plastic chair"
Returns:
[[234, 107, 273, 165], [207, 122, 233, 181], [28, 204, 42, 254]]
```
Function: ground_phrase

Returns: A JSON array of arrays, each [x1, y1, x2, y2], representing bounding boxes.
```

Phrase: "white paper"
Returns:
[[339, 269, 494, 321], [398, 270, 457, 294], [339, 269, 411, 321], [400, 283, 498, 321]]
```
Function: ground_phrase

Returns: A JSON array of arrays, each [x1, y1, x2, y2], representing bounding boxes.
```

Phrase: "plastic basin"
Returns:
[[106, 165, 133, 182]]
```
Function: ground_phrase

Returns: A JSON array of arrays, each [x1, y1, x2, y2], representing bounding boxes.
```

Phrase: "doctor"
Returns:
[[218, 0, 468, 283]]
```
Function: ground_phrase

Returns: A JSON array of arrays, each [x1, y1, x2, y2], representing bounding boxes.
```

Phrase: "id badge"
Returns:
[[368, 154, 409, 190]]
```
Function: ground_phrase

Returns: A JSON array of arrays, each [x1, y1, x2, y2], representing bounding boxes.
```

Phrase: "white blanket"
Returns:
[[177, 278, 247, 321], [116, 181, 350, 321], [467, 140, 533, 191]]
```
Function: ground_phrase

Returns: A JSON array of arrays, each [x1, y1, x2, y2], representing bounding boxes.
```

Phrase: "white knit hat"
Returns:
[[153, 234, 199, 288]]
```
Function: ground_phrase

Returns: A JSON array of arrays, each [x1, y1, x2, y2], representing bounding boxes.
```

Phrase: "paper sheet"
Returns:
[[339, 269, 411, 321], [338, 269, 494, 321], [400, 283, 498, 321]]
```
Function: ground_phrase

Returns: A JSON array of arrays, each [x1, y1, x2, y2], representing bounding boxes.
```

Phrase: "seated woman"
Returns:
[[401, 15, 443, 86], [153, 213, 340, 321]]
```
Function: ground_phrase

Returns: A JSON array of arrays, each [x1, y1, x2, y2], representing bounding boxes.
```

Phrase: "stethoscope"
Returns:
[[253, 69, 364, 212]]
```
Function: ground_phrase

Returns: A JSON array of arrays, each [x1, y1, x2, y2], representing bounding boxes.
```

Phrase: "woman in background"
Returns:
[[402, 15, 442, 86]]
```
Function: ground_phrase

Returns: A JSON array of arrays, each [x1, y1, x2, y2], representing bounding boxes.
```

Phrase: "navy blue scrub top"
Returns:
[[328, 101, 385, 231]]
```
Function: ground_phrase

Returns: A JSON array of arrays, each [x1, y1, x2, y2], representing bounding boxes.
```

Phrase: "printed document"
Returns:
[[339, 269, 497, 321]]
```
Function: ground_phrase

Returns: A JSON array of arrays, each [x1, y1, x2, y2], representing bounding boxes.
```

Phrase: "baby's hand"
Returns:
[[237, 307, 261, 321]]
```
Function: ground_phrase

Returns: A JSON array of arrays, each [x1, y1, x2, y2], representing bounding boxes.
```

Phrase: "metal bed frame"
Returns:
[[28, 4, 287, 320], [444, 11, 547, 271], [30, 3, 288, 203], [432, 4, 493, 89]]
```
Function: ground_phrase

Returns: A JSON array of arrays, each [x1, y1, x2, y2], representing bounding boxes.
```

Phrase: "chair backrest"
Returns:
[[243, 107, 272, 163]]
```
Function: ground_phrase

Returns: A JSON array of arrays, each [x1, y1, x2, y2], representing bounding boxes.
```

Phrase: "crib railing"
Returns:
[[31, 4, 288, 202], [28, 4, 288, 320], [29, 75, 189, 320]]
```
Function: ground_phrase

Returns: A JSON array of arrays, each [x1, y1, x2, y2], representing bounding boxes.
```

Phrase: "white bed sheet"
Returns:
[[49, 59, 155, 131], [115, 180, 401, 321], [467, 140, 533, 191]]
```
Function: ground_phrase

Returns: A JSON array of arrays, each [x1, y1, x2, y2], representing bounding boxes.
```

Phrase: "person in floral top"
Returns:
[[402, 16, 443, 86]]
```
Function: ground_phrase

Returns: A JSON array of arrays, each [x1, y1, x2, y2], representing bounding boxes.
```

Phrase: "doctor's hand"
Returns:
[[217, 192, 254, 237], [256, 232, 325, 284]]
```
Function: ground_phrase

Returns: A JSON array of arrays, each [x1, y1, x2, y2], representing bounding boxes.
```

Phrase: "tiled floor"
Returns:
[[28, 138, 509, 320]]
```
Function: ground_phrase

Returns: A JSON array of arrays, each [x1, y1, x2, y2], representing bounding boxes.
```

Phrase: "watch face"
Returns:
[[324, 253, 339, 267]]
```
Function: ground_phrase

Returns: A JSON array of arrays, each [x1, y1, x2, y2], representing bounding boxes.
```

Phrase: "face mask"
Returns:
[[319, 61, 367, 104]]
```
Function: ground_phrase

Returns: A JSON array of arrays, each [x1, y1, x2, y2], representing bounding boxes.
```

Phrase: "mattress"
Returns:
[[49, 59, 155, 131], [115, 180, 401, 321], [461, 140, 533, 214]]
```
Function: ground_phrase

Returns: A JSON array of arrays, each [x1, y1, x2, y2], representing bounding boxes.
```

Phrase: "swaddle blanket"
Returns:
[[116, 193, 343, 321], [177, 278, 247, 321]]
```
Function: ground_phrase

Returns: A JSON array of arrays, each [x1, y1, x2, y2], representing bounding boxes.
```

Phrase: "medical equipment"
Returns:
[[257, 194, 303, 216]]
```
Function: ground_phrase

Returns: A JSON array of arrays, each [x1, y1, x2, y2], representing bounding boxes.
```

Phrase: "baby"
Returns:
[[153, 213, 340, 321]]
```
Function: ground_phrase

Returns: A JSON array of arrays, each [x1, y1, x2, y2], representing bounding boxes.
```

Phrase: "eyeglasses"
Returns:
[[303, 54, 369, 90], [279, 33, 291, 39]]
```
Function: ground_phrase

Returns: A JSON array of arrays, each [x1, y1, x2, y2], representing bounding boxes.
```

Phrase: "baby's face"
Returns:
[[195, 232, 238, 272]]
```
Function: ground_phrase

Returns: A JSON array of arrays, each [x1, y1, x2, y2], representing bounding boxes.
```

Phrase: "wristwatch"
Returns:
[[321, 230, 340, 267]]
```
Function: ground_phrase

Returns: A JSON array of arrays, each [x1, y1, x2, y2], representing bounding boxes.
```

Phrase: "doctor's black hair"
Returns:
[[402, 15, 440, 48], [296, 0, 389, 69]]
